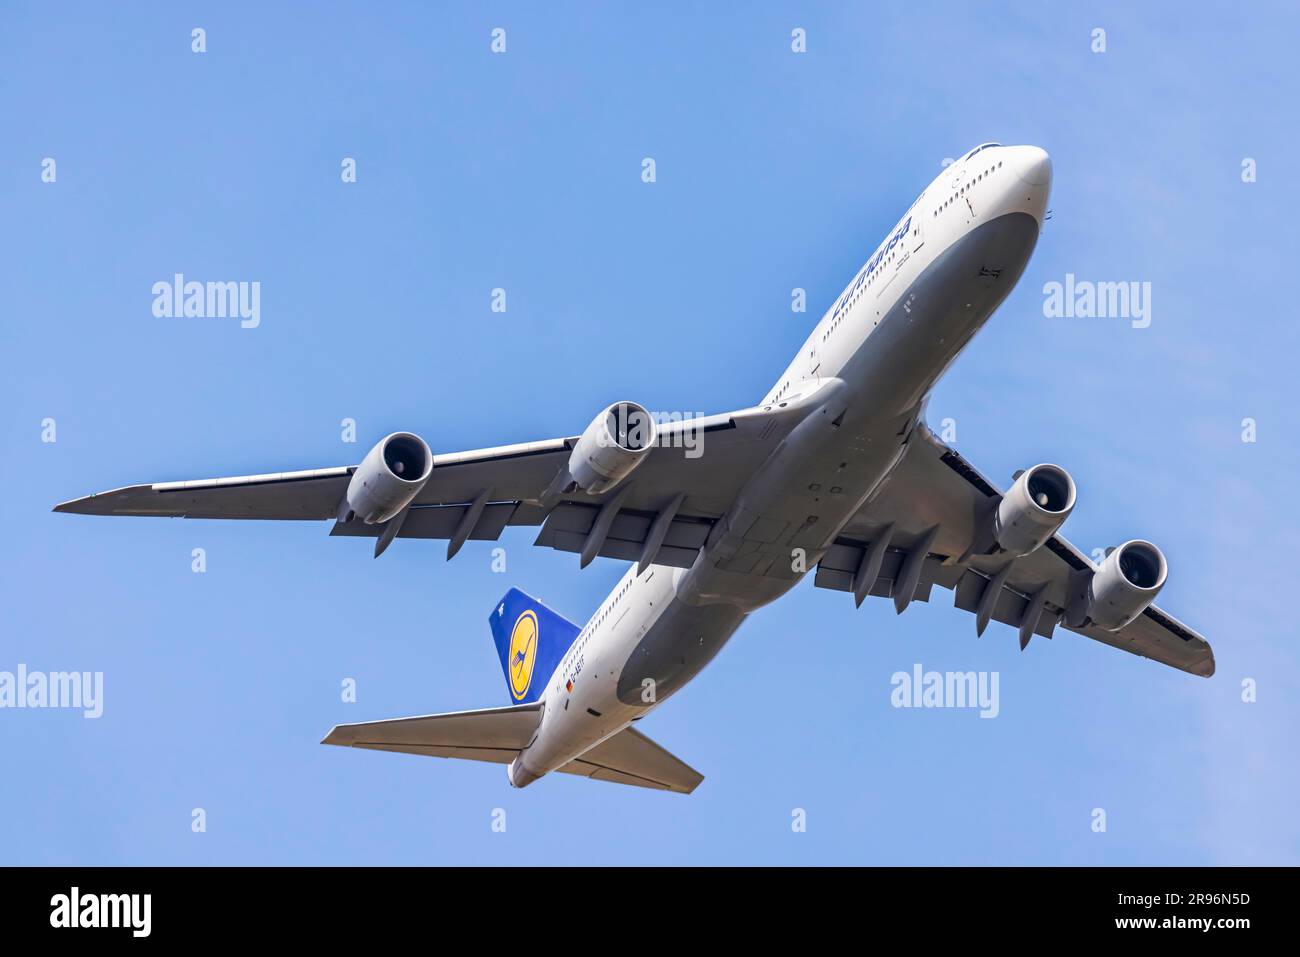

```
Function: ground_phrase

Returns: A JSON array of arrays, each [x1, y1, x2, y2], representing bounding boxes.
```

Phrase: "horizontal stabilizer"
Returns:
[[559, 726, 703, 794], [322, 702, 542, 764], [323, 705, 703, 794]]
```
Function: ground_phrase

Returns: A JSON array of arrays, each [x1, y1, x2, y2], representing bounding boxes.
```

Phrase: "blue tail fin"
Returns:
[[489, 588, 581, 705]]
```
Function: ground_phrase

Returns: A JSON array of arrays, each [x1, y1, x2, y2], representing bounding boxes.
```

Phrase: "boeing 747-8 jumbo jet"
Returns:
[[56, 144, 1214, 794]]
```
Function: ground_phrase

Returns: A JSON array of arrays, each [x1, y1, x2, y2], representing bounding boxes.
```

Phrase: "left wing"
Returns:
[[814, 422, 1214, 677]]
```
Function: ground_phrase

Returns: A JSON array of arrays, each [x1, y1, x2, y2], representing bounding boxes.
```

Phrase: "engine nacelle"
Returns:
[[993, 463, 1076, 556], [345, 432, 434, 524], [1086, 539, 1167, 631], [568, 401, 657, 494]]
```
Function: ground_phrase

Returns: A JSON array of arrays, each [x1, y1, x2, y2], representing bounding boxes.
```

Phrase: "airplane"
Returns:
[[55, 143, 1214, 794]]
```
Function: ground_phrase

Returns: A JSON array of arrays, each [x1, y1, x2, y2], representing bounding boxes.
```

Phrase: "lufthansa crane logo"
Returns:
[[508, 610, 539, 701]]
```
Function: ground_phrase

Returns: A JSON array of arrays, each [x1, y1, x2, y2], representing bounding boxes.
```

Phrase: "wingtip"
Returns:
[[51, 490, 127, 515], [321, 726, 352, 747]]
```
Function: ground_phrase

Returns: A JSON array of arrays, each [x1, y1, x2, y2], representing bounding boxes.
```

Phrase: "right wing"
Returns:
[[52, 386, 835, 565]]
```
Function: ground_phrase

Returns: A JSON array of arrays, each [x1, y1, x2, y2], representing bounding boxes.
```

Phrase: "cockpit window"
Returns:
[[964, 142, 1002, 160]]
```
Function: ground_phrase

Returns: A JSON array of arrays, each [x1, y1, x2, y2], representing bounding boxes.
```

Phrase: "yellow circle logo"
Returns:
[[508, 610, 539, 701]]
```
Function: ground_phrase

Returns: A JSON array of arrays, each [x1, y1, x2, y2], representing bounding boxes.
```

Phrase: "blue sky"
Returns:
[[3, 1, 1298, 864]]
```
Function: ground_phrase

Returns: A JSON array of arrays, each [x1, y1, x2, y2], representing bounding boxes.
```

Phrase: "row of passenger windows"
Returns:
[[570, 575, 635, 658], [821, 245, 905, 342], [559, 571, 655, 694], [934, 160, 1003, 216]]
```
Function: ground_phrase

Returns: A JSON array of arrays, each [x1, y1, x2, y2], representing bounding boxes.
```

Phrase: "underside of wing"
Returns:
[[54, 386, 837, 567], [52, 467, 354, 519], [816, 421, 1214, 677]]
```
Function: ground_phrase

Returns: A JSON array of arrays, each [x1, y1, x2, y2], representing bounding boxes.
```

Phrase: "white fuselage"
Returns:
[[509, 144, 1052, 788]]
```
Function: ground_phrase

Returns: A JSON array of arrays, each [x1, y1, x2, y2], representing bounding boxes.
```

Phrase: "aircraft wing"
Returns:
[[812, 421, 1215, 677], [53, 387, 833, 563]]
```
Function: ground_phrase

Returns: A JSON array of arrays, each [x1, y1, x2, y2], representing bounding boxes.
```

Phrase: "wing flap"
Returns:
[[952, 567, 1059, 639], [813, 543, 948, 604], [329, 502, 523, 542], [532, 502, 713, 569]]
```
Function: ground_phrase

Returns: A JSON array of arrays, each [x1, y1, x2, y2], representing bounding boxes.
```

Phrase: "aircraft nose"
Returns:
[[1016, 146, 1052, 186]]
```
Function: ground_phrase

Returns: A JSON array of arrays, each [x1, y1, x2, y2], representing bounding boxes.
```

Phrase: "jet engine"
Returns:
[[992, 463, 1076, 556], [1085, 539, 1168, 631], [344, 432, 434, 524], [567, 401, 658, 494]]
